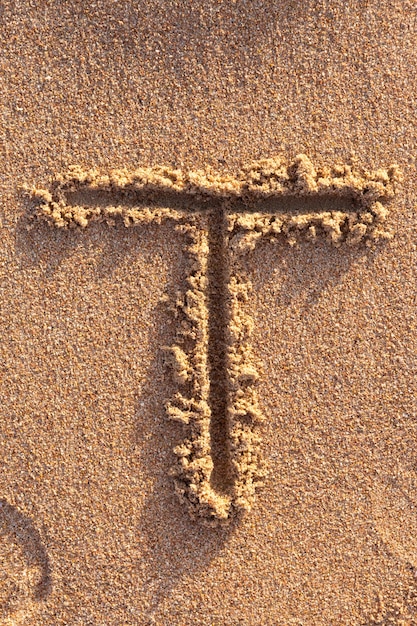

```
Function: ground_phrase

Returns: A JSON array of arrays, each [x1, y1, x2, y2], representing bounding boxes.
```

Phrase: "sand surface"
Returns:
[[1, 1, 417, 624]]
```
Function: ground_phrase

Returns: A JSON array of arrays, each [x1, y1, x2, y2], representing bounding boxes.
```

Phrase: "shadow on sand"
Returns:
[[14, 194, 236, 622]]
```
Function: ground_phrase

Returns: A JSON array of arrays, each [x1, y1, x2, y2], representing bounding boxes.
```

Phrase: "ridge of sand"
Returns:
[[31, 154, 400, 245], [29, 155, 401, 525]]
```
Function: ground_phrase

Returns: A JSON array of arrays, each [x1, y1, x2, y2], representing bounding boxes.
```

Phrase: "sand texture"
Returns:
[[1, 1, 417, 624], [30, 157, 400, 526]]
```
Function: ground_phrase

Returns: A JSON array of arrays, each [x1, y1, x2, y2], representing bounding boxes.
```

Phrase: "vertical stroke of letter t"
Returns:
[[31, 155, 400, 525]]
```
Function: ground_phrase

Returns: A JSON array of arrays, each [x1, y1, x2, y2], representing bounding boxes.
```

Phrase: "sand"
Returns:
[[1, 1, 417, 624]]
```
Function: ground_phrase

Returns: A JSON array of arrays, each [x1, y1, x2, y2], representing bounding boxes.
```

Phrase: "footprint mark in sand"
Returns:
[[0, 500, 51, 622], [31, 156, 400, 524]]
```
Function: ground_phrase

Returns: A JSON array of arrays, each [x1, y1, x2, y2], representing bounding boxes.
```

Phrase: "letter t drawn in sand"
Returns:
[[31, 155, 400, 525]]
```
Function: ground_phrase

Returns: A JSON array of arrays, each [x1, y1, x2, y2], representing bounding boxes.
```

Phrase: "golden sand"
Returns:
[[1, 1, 417, 624], [30, 157, 400, 525]]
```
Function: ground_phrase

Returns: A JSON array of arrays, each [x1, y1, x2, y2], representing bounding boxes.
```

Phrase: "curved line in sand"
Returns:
[[370, 468, 417, 568], [0, 499, 51, 622]]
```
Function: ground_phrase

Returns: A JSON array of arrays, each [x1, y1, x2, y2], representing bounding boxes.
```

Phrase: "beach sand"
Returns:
[[1, 1, 417, 624]]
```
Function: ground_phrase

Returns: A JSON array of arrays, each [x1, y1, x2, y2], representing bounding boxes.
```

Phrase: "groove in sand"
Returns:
[[31, 155, 401, 524]]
